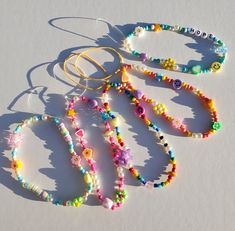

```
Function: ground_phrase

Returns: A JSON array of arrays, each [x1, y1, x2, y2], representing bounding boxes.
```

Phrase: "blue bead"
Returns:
[[156, 74, 162, 82]]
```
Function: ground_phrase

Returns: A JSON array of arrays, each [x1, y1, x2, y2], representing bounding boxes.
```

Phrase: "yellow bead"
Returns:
[[211, 62, 221, 72], [82, 148, 93, 159], [154, 24, 162, 32], [11, 160, 23, 170], [110, 117, 120, 128], [67, 109, 76, 117], [104, 130, 113, 137], [84, 173, 92, 184]]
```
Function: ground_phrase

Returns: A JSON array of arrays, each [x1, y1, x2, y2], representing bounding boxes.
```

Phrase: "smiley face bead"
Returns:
[[211, 62, 222, 72], [172, 79, 182, 90]]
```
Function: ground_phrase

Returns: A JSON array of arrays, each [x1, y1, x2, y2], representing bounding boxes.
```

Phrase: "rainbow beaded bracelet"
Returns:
[[114, 64, 221, 138], [100, 90, 177, 189], [65, 96, 128, 210], [8, 115, 92, 206], [123, 23, 227, 75]]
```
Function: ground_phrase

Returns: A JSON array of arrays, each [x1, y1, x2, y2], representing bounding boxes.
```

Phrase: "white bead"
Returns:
[[195, 30, 202, 36], [201, 32, 207, 39], [189, 28, 195, 34], [151, 25, 155, 30]]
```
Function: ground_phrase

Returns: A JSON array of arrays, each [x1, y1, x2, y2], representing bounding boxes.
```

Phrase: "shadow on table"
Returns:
[[0, 16, 213, 207]]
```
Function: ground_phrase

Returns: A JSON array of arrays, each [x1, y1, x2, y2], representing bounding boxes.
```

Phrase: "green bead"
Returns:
[[212, 122, 221, 131], [191, 65, 202, 75]]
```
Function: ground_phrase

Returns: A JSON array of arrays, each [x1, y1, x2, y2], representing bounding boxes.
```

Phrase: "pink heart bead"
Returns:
[[75, 129, 84, 137]]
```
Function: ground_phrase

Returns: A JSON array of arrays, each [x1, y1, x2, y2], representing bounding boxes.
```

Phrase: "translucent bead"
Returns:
[[102, 197, 114, 209]]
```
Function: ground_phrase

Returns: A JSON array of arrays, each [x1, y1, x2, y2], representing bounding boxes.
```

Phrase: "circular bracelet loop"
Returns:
[[123, 23, 227, 75], [8, 114, 92, 206]]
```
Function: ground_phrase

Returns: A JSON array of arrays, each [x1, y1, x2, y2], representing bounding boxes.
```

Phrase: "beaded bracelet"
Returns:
[[123, 23, 227, 75], [115, 64, 221, 138], [65, 96, 127, 210], [69, 47, 221, 138], [100, 90, 177, 189], [63, 53, 177, 189], [8, 114, 92, 206]]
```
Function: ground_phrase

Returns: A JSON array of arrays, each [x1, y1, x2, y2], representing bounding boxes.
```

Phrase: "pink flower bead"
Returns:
[[71, 155, 81, 166]]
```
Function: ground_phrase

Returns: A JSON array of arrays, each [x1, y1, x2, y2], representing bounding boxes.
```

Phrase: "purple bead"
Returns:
[[134, 89, 144, 99], [140, 53, 148, 62], [172, 79, 182, 90], [87, 99, 98, 109]]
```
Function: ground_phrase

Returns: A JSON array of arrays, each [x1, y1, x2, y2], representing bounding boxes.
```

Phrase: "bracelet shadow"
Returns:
[[0, 16, 217, 207]]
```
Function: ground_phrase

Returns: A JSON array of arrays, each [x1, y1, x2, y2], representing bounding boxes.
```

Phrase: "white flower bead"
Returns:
[[134, 26, 145, 37]]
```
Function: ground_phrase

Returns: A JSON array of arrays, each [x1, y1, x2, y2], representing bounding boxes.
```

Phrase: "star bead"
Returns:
[[67, 109, 76, 117]]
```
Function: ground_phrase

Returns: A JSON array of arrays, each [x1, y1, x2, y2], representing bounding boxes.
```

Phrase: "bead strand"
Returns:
[[9, 115, 92, 207], [123, 23, 227, 75]]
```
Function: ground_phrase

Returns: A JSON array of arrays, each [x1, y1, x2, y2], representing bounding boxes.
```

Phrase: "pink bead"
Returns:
[[145, 181, 154, 190], [102, 197, 114, 209], [75, 128, 84, 137]]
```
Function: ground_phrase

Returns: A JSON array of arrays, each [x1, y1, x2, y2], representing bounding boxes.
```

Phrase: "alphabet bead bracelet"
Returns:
[[123, 23, 227, 75], [65, 96, 127, 210], [8, 115, 92, 206]]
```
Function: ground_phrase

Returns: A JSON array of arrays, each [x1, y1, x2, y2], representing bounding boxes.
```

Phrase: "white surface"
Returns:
[[1, 1, 235, 231]]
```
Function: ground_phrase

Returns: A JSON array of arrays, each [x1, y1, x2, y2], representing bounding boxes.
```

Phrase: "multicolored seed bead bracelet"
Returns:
[[100, 90, 177, 189], [69, 47, 221, 138], [117, 64, 221, 138], [8, 115, 92, 206], [65, 96, 127, 210], [123, 23, 227, 75], [63, 52, 177, 189]]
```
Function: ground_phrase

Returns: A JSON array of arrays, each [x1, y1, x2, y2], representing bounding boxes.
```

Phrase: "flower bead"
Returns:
[[114, 189, 127, 203], [82, 148, 93, 159], [71, 154, 81, 166], [153, 103, 167, 115], [135, 105, 145, 116], [134, 26, 145, 37], [11, 160, 23, 170], [7, 134, 22, 148], [162, 58, 176, 70], [212, 121, 221, 131]]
